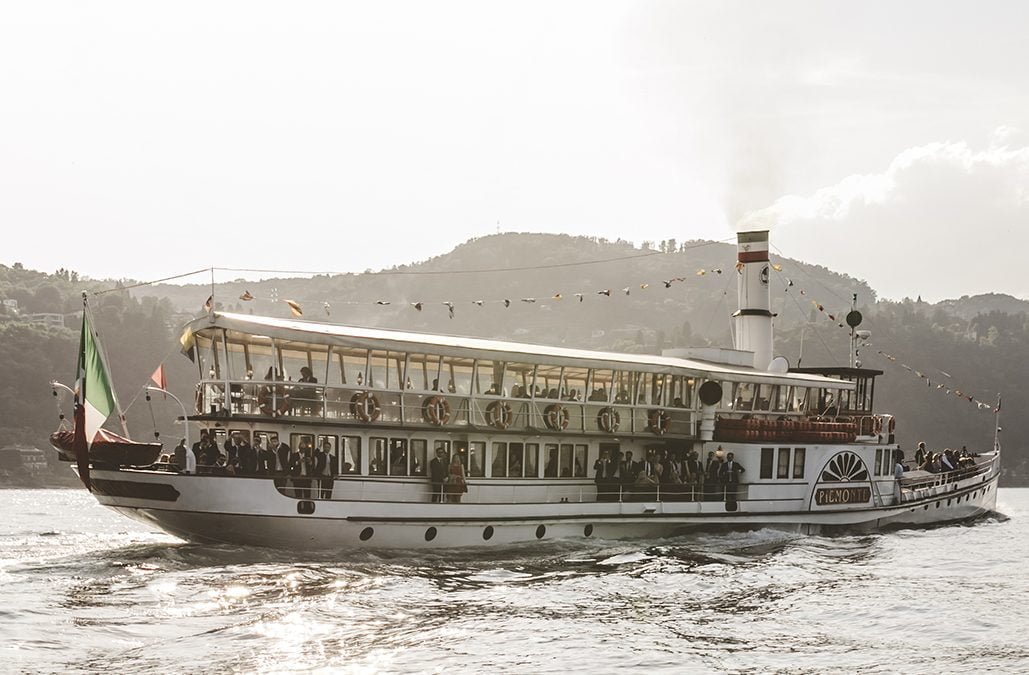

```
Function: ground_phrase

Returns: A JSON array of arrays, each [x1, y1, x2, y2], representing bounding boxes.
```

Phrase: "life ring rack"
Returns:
[[544, 404, 570, 431], [485, 400, 513, 429], [422, 395, 452, 426], [648, 409, 671, 435], [350, 391, 382, 422], [597, 406, 621, 433]]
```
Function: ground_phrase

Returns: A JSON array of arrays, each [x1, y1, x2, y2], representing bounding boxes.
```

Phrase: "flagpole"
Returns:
[[210, 267, 215, 314], [82, 293, 131, 437], [993, 393, 1002, 454], [146, 386, 190, 449]]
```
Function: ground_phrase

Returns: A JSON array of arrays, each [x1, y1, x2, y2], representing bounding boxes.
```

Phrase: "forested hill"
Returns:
[[1, 233, 1026, 484]]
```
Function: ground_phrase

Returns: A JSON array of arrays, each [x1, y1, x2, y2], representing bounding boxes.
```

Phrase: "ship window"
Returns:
[[574, 444, 588, 478], [559, 444, 574, 478], [734, 383, 756, 411], [389, 438, 408, 476], [253, 431, 275, 455], [467, 441, 485, 477], [563, 366, 588, 402], [874, 448, 883, 476], [771, 385, 790, 413], [543, 444, 559, 477], [279, 348, 311, 385], [792, 387, 810, 413], [476, 360, 520, 396], [760, 448, 774, 479], [525, 443, 540, 477], [670, 376, 694, 408], [227, 428, 251, 445], [793, 448, 806, 479], [589, 369, 614, 403], [777, 447, 790, 479], [340, 436, 361, 473], [612, 371, 632, 404], [317, 435, 339, 474], [338, 348, 368, 387], [508, 442, 524, 477], [224, 337, 248, 381], [536, 364, 562, 399], [369, 350, 405, 390], [408, 353, 442, 391], [442, 356, 474, 395], [369, 437, 387, 475], [290, 433, 314, 452], [756, 384, 774, 412], [410, 439, 427, 476], [491, 442, 508, 477]]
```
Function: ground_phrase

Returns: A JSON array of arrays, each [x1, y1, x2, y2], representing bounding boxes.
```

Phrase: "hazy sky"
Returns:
[[2, 1, 1027, 301]]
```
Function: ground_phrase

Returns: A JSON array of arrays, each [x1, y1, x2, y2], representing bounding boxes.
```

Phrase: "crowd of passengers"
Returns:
[[908, 442, 979, 476], [591, 447, 745, 502], [163, 429, 341, 498]]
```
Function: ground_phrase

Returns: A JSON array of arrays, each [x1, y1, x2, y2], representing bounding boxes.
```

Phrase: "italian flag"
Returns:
[[73, 311, 116, 490], [76, 312, 116, 448]]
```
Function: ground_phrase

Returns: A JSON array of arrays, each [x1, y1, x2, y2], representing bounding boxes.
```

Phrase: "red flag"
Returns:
[[151, 364, 167, 390]]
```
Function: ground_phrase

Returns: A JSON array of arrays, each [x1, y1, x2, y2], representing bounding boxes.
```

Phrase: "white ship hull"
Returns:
[[88, 451, 1001, 551]]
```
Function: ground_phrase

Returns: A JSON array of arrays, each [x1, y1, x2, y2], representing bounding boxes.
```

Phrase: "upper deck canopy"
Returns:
[[189, 312, 853, 390]]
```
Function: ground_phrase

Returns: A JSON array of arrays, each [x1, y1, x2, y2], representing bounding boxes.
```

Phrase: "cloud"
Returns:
[[740, 129, 1029, 301]]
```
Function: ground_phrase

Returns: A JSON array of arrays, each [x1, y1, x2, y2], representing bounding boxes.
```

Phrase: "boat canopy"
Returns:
[[187, 312, 853, 391]]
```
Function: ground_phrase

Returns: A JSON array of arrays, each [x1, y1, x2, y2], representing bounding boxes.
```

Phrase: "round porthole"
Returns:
[[583, 524, 594, 537], [483, 525, 494, 541], [425, 526, 437, 542], [359, 527, 374, 541], [535, 524, 546, 539], [297, 501, 315, 515]]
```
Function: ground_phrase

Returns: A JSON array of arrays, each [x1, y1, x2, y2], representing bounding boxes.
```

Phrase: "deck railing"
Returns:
[[194, 379, 696, 436]]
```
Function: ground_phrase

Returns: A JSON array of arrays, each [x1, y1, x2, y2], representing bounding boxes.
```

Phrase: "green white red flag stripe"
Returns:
[[76, 311, 116, 450]]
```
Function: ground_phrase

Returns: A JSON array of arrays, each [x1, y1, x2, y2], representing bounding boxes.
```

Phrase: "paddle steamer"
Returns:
[[56, 231, 1002, 549]]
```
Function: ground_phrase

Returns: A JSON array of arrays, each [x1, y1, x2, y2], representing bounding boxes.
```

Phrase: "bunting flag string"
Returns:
[[765, 264, 999, 416], [209, 258, 999, 416], [862, 343, 999, 414]]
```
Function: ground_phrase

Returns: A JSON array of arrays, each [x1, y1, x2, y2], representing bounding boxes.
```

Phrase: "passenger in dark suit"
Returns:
[[224, 432, 248, 469], [238, 441, 258, 475], [429, 449, 447, 503], [313, 443, 331, 498], [191, 429, 210, 463], [256, 439, 276, 475], [719, 452, 745, 501], [276, 441, 291, 476], [620, 451, 637, 486], [593, 450, 614, 502]]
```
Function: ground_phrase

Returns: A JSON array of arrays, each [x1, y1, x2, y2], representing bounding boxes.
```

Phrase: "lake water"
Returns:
[[1, 488, 1027, 674]]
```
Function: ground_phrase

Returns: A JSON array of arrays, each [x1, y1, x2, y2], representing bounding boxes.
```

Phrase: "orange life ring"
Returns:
[[887, 417, 896, 434], [597, 406, 620, 433], [544, 404, 570, 431], [423, 395, 452, 426], [485, 400, 513, 429], [350, 391, 381, 422], [648, 409, 671, 435], [258, 388, 290, 416]]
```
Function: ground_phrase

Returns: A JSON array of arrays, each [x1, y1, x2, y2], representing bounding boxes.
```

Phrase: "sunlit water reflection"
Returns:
[[2, 489, 1027, 673]]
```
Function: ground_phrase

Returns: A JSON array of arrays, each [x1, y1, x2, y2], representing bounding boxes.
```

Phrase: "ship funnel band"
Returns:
[[736, 230, 769, 263], [738, 250, 769, 263], [732, 309, 773, 318]]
